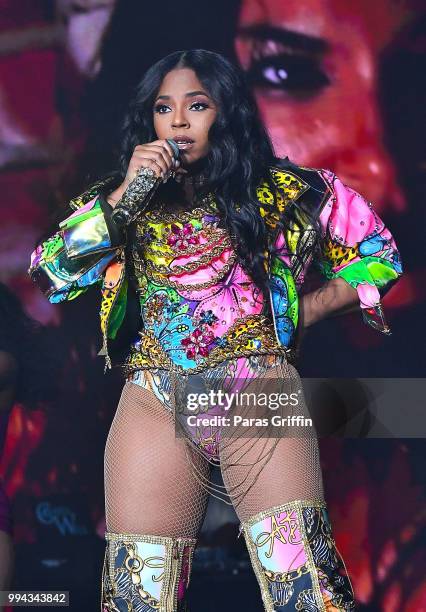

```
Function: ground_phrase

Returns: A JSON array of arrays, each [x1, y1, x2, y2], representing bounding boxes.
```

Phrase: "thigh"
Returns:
[[219, 360, 325, 522], [104, 381, 211, 538]]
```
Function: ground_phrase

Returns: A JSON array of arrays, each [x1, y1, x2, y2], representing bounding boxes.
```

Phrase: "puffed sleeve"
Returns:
[[314, 169, 403, 334], [28, 193, 126, 303]]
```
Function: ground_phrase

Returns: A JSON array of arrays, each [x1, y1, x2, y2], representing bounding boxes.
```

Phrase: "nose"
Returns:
[[320, 92, 406, 215], [171, 106, 189, 129]]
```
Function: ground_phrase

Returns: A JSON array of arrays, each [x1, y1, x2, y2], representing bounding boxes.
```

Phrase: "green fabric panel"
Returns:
[[334, 257, 398, 288], [43, 234, 64, 259], [270, 255, 299, 327], [67, 287, 88, 301], [59, 199, 102, 229], [283, 264, 299, 328], [364, 260, 399, 287]]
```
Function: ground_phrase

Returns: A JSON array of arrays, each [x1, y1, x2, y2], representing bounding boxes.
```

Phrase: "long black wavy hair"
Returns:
[[114, 48, 303, 293]]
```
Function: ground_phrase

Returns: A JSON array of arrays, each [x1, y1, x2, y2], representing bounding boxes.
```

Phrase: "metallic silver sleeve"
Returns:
[[111, 166, 159, 226]]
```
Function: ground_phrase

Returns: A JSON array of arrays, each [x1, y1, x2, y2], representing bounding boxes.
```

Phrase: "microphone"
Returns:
[[110, 138, 180, 227]]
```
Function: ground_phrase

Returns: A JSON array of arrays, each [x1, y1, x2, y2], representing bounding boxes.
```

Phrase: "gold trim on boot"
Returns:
[[101, 531, 197, 612], [240, 499, 356, 611]]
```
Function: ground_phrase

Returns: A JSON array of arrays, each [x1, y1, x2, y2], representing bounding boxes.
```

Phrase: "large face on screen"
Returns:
[[235, 0, 421, 214]]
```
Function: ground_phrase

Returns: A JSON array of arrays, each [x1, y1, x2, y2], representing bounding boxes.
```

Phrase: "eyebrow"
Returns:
[[237, 24, 329, 55], [155, 90, 211, 102]]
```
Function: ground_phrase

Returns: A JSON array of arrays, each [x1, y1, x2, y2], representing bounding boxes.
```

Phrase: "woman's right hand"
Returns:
[[107, 140, 186, 207]]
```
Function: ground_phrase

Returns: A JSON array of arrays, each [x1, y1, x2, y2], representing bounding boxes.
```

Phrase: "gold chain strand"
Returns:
[[123, 346, 292, 378], [145, 201, 217, 223], [143, 241, 232, 275], [144, 252, 238, 290]]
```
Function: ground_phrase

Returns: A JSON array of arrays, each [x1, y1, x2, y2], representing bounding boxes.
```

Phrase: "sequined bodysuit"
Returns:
[[125, 198, 292, 463], [126, 198, 289, 375]]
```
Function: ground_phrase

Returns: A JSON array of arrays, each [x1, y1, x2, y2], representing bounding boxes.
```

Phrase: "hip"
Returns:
[[126, 353, 301, 414]]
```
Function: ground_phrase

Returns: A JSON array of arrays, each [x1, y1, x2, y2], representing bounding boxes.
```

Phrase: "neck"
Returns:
[[183, 155, 207, 177], [176, 157, 207, 203], [182, 179, 195, 204]]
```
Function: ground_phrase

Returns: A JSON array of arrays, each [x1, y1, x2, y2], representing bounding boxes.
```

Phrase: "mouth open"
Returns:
[[173, 137, 194, 150]]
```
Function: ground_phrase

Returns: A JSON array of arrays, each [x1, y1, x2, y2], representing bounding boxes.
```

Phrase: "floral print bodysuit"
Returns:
[[125, 198, 288, 377], [124, 198, 293, 462]]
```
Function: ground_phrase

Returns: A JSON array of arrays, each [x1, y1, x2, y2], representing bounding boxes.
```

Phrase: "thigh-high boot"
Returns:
[[240, 500, 356, 611], [101, 531, 197, 612]]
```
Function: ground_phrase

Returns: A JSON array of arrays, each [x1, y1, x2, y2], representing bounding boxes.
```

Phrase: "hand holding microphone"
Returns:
[[109, 139, 184, 227]]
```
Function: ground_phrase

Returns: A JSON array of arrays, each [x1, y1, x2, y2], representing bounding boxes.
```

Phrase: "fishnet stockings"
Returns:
[[104, 359, 325, 538], [104, 381, 211, 538], [219, 361, 325, 522]]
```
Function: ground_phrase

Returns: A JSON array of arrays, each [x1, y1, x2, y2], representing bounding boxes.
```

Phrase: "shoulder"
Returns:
[[268, 157, 331, 193], [69, 175, 120, 211], [261, 158, 332, 226]]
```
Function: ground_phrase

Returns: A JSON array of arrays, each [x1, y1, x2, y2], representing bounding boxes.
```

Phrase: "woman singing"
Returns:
[[29, 49, 402, 611]]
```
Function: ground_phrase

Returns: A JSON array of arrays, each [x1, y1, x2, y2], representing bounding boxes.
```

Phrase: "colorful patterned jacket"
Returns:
[[28, 159, 403, 370]]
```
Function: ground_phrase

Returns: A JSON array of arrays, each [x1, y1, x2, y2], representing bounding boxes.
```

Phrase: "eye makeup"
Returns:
[[237, 24, 331, 99], [153, 100, 211, 114]]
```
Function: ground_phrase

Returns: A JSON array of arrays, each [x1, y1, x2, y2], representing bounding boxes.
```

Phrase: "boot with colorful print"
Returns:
[[240, 499, 356, 611], [101, 531, 197, 611]]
